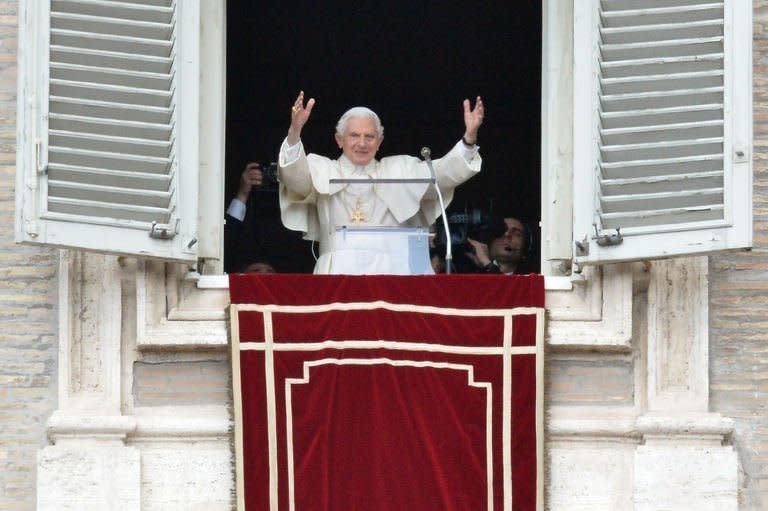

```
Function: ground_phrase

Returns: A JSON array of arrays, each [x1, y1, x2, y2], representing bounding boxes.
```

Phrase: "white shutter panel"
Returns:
[[572, 0, 752, 265], [16, 0, 200, 261]]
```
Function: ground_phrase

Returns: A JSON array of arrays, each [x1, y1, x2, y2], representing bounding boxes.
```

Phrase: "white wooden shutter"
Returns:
[[16, 0, 200, 261], [572, 0, 752, 265]]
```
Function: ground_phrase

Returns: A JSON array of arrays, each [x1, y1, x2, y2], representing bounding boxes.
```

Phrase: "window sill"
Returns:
[[197, 274, 573, 291]]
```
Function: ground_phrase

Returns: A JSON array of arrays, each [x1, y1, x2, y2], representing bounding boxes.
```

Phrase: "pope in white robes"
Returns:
[[278, 91, 484, 274]]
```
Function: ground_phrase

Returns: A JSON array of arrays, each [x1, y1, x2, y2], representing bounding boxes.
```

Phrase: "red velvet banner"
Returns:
[[230, 274, 545, 510]]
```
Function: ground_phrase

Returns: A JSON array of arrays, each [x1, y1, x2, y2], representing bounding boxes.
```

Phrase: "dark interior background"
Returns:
[[225, 1, 541, 273]]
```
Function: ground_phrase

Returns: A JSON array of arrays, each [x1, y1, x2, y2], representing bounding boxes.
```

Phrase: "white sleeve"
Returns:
[[226, 198, 246, 221], [457, 140, 480, 161], [280, 138, 303, 165]]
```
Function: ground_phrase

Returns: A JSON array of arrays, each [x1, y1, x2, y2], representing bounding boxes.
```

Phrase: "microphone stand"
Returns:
[[420, 147, 452, 274]]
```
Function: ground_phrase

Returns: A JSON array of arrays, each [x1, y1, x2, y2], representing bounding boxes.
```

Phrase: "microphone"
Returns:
[[421, 146, 435, 183], [421, 146, 452, 274]]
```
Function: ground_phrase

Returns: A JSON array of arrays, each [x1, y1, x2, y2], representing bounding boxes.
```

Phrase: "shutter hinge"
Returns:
[[149, 219, 179, 240], [594, 224, 623, 247], [35, 140, 47, 175], [575, 235, 589, 256], [575, 225, 624, 256], [25, 220, 38, 238]]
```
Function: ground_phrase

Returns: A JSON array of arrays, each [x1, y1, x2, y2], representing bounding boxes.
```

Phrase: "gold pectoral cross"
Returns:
[[350, 197, 367, 224]]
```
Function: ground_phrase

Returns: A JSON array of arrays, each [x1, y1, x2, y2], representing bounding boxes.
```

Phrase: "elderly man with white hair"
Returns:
[[278, 90, 484, 274]]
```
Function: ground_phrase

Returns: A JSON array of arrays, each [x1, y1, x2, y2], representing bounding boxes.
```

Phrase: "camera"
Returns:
[[244, 162, 280, 213], [263, 162, 279, 187], [246, 162, 279, 198], [435, 207, 507, 249], [432, 205, 516, 272]]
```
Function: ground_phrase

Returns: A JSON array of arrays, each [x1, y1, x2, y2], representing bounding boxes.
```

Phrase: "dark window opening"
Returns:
[[225, 1, 542, 274]]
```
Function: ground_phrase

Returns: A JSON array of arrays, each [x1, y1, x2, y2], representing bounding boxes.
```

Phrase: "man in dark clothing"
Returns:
[[225, 162, 314, 273]]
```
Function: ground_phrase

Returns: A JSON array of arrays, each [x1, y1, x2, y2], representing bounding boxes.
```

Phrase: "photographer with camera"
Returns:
[[225, 161, 313, 273], [432, 208, 531, 274], [225, 162, 266, 273], [464, 216, 529, 274]]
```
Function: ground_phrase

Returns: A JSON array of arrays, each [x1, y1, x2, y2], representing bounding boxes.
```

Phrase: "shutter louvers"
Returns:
[[46, 0, 177, 230], [597, 0, 726, 232]]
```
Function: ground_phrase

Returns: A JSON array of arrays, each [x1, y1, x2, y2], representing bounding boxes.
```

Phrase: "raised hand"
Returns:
[[462, 96, 484, 145], [287, 90, 316, 145]]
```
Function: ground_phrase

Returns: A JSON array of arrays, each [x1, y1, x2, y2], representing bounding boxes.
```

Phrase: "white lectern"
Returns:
[[329, 226, 433, 275]]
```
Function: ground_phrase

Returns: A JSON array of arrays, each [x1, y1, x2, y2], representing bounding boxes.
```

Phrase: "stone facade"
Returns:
[[708, 3, 768, 509], [0, 3, 58, 510]]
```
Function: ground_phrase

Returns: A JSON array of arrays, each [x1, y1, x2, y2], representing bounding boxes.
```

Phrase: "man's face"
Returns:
[[335, 117, 383, 167], [244, 262, 276, 274], [489, 218, 526, 266]]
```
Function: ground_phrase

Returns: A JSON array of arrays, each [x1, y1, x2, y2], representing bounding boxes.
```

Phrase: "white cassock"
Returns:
[[278, 139, 481, 274]]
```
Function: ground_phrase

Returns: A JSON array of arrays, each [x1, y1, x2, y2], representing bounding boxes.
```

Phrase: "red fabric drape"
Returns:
[[231, 274, 544, 511]]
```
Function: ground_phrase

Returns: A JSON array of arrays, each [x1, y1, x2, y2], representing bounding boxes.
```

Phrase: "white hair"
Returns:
[[335, 107, 384, 137]]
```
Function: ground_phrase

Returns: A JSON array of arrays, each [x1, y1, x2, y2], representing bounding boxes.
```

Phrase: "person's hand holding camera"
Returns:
[[465, 238, 492, 268], [236, 163, 265, 203]]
